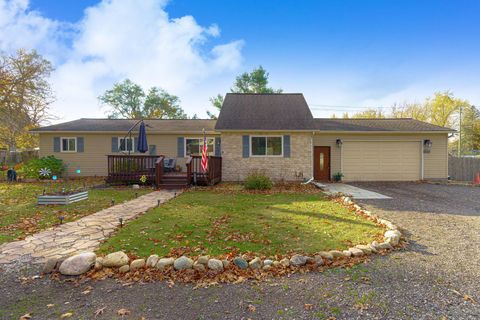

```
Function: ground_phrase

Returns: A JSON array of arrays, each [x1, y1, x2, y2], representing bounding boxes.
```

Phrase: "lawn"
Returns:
[[98, 188, 384, 257], [0, 179, 150, 245]]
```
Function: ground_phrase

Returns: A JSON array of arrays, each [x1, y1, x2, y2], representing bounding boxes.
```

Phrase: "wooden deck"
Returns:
[[107, 154, 222, 188]]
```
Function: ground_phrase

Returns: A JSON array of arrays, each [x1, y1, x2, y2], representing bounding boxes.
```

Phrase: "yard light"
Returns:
[[61, 187, 66, 194], [157, 199, 161, 207], [119, 217, 123, 228], [423, 139, 432, 153], [111, 198, 115, 206], [43, 188, 46, 195], [174, 192, 177, 198], [52, 175, 57, 181], [59, 216, 64, 224], [336, 139, 343, 148]]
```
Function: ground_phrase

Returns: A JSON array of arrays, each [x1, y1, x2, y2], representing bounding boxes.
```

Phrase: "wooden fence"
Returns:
[[448, 155, 480, 181]]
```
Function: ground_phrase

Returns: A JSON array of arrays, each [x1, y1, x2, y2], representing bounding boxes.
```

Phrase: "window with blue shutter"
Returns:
[[177, 137, 185, 157], [111, 137, 118, 153], [283, 135, 290, 158], [77, 137, 84, 152], [53, 137, 60, 152], [242, 135, 250, 158], [215, 137, 221, 156]]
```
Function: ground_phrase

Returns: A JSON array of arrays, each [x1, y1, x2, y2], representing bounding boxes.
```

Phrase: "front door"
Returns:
[[314, 146, 330, 181]]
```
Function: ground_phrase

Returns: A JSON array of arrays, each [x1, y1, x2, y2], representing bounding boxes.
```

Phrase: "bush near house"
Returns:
[[20, 155, 65, 179], [244, 171, 273, 190]]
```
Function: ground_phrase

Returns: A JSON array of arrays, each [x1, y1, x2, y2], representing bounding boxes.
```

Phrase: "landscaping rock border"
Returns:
[[44, 195, 403, 282]]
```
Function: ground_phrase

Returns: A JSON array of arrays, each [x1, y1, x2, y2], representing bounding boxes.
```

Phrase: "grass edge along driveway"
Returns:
[[99, 189, 384, 257]]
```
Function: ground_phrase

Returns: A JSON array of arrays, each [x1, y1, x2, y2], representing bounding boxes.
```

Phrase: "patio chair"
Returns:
[[164, 158, 176, 172]]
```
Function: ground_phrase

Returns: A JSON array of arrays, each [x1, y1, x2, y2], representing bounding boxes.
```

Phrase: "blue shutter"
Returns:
[[149, 145, 156, 155], [215, 137, 221, 156], [177, 137, 185, 157], [242, 135, 250, 158], [283, 135, 290, 158], [111, 137, 118, 153], [134, 137, 138, 153], [53, 137, 60, 152], [77, 137, 84, 152]]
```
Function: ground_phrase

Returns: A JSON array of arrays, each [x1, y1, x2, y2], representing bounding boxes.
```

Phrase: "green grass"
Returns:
[[0, 179, 150, 244], [98, 189, 383, 256]]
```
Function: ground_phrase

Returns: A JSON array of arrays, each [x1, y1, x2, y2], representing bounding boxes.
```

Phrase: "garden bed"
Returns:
[[37, 190, 89, 205]]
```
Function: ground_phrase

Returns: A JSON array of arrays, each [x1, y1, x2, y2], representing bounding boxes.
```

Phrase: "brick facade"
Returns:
[[221, 132, 313, 182]]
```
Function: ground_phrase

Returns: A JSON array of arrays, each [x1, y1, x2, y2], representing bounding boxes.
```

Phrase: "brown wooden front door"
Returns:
[[314, 146, 331, 181]]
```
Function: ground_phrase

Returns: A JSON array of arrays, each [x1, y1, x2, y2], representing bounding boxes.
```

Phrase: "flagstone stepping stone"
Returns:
[[59, 252, 96, 276]]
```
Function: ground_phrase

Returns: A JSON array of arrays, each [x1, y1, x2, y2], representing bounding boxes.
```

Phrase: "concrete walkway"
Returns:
[[320, 183, 391, 199], [0, 190, 179, 265]]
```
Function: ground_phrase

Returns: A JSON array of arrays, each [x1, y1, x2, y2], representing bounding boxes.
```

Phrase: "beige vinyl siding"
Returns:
[[342, 141, 421, 181], [313, 133, 449, 180], [39, 133, 218, 176], [221, 132, 312, 182]]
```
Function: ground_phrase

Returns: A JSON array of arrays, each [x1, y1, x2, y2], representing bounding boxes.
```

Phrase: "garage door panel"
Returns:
[[342, 141, 421, 181]]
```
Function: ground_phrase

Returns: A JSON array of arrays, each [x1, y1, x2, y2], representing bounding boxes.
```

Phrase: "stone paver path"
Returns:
[[0, 190, 179, 264]]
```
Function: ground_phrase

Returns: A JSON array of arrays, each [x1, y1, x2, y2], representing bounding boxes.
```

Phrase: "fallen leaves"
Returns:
[[94, 307, 106, 317], [247, 304, 256, 312], [117, 308, 131, 316], [60, 312, 73, 318], [19, 314, 31, 320], [303, 303, 314, 310]]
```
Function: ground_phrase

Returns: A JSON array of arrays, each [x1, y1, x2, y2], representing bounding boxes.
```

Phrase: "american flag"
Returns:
[[201, 129, 208, 172]]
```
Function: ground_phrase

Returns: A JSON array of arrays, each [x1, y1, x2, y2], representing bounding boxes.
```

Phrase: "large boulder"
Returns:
[[249, 257, 262, 269], [233, 257, 248, 269], [130, 259, 145, 271], [384, 230, 402, 246], [102, 251, 129, 267], [174, 256, 193, 270], [207, 259, 224, 272], [290, 254, 307, 266], [156, 257, 175, 270], [59, 252, 96, 276], [146, 255, 159, 267]]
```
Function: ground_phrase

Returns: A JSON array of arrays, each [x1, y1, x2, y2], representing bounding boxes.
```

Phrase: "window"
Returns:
[[118, 137, 134, 152], [185, 138, 214, 156], [61, 137, 76, 152], [251, 136, 282, 156]]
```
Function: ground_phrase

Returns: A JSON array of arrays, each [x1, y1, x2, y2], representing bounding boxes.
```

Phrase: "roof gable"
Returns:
[[215, 93, 315, 131]]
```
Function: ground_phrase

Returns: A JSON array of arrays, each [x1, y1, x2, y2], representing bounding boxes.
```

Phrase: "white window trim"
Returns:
[[60, 137, 77, 153], [184, 137, 215, 157], [250, 135, 284, 157], [118, 137, 135, 152]]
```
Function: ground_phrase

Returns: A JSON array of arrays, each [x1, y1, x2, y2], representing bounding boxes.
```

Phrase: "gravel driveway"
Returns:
[[1, 182, 479, 319]]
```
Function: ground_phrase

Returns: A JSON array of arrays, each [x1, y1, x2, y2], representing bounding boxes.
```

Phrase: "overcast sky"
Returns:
[[1, 0, 479, 122]]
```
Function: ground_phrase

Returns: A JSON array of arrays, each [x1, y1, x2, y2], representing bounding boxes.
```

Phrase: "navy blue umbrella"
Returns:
[[136, 121, 149, 153]]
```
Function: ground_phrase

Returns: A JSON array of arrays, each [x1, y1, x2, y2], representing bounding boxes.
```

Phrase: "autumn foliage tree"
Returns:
[[0, 49, 55, 151]]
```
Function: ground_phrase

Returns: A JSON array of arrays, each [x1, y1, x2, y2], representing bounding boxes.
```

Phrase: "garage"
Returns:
[[342, 141, 422, 181]]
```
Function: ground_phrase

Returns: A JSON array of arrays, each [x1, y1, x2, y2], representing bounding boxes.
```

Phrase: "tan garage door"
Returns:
[[342, 141, 421, 181]]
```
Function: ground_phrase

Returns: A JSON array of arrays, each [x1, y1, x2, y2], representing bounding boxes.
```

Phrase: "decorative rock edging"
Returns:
[[44, 195, 403, 282]]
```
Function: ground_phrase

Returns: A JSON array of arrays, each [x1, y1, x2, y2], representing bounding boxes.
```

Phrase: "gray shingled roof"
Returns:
[[314, 118, 454, 132], [31, 119, 217, 133], [215, 93, 315, 130]]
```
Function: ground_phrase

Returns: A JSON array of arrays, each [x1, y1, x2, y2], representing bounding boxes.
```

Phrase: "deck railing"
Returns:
[[107, 155, 161, 184], [186, 155, 222, 185]]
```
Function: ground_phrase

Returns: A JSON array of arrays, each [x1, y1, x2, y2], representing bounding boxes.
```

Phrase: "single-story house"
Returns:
[[32, 93, 453, 183]]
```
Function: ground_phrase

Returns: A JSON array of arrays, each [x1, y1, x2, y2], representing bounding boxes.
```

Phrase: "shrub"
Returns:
[[20, 156, 65, 179], [332, 171, 344, 182], [244, 172, 273, 190]]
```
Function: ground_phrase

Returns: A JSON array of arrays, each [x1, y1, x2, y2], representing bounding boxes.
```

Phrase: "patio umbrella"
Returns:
[[136, 121, 149, 153]]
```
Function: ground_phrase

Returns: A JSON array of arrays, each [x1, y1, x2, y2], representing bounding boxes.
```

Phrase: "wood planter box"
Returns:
[[37, 190, 89, 205]]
